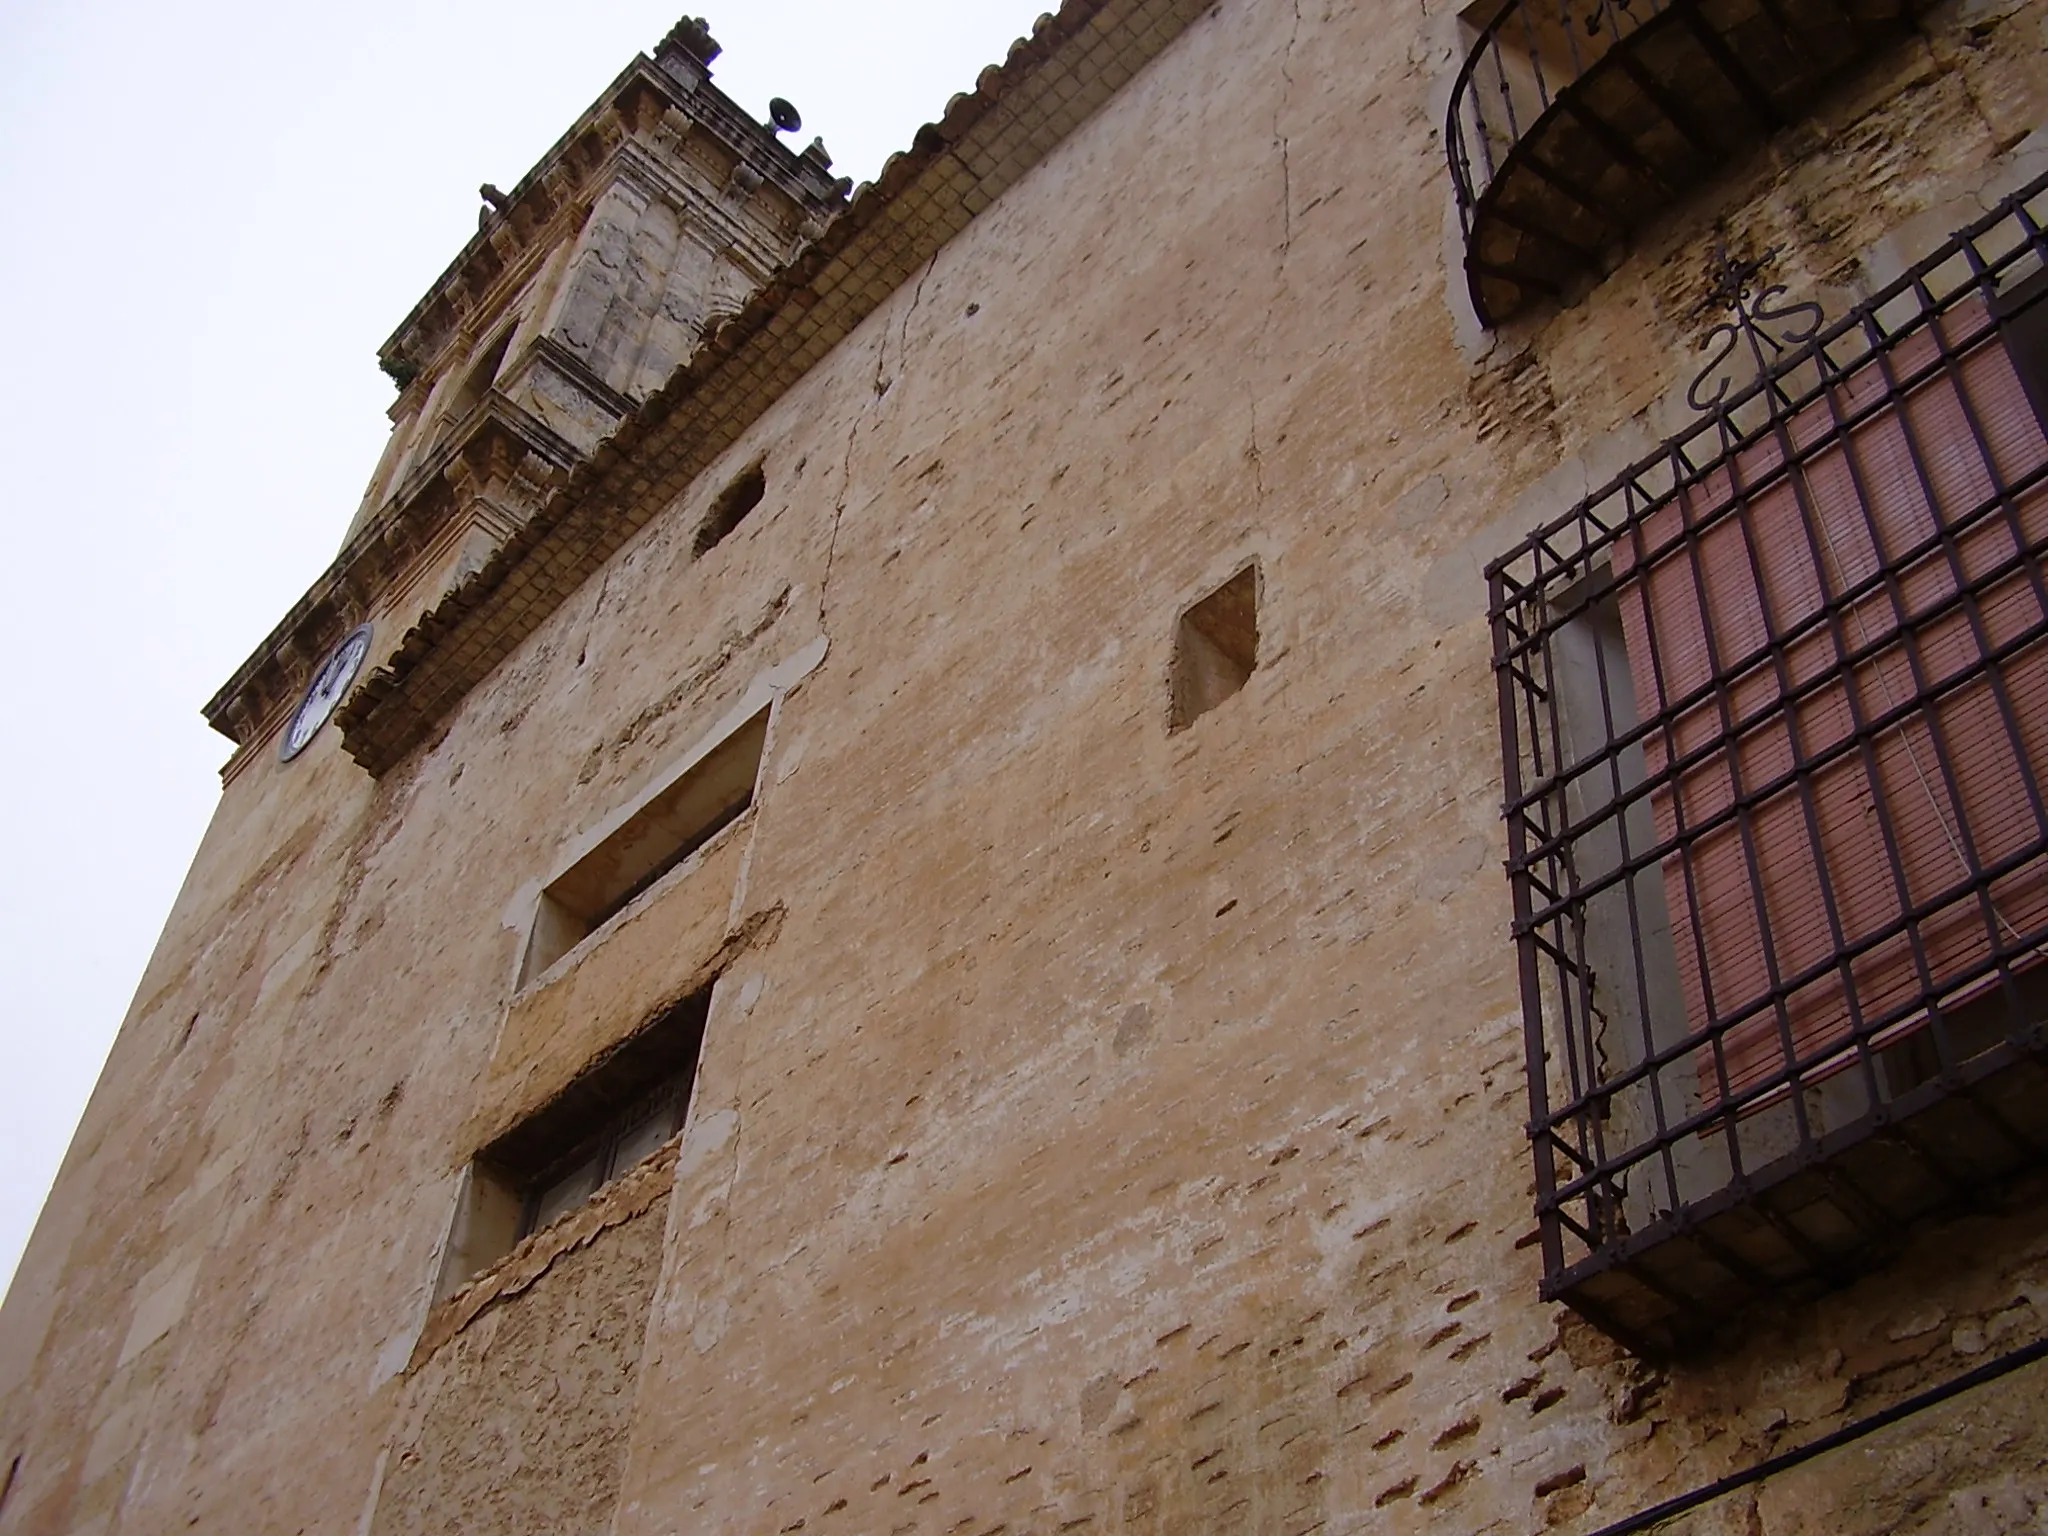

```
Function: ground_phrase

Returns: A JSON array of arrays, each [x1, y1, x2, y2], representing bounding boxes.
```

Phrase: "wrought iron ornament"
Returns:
[[1583, 0, 1636, 37], [1484, 168, 2048, 1354], [1686, 241, 1828, 412]]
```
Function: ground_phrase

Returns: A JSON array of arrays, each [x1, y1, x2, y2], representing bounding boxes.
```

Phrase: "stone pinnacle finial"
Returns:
[[661, 16, 722, 67]]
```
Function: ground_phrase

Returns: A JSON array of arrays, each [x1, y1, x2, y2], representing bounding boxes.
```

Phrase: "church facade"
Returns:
[[5, 1, 2048, 1531]]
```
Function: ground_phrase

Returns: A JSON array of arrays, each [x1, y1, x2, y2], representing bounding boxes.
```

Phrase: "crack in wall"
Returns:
[[1246, 385, 1269, 514], [1277, 0, 1303, 260], [816, 387, 867, 631], [900, 254, 937, 381], [821, 253, 940, 629], [575, 565, 615, 669], [1242, 0, 1309, 471], [871, 306, 893, 401]]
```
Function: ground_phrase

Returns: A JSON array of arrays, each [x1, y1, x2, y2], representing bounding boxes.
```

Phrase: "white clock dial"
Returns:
[[280, 625, 373, 763]]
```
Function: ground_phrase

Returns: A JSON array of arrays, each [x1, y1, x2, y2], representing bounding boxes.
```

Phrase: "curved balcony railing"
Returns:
[[1448, 0, 1918, 327]]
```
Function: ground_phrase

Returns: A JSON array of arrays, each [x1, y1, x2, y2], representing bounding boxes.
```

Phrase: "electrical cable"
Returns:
[[1573, 1332, 2048, 1536]]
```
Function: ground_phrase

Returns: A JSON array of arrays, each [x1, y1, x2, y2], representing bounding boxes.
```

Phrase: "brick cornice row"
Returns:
[[332, 0, 1213, 776]]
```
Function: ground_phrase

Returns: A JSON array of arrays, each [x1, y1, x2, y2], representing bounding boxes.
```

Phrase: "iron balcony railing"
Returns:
[[1447, 0, 1918, 327], [1448, 0, 1677, 219], [1487, 171, 2048, 1354]]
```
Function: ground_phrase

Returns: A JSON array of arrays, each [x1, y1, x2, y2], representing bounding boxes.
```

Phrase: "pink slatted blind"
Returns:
[[1612, 297, 2048, 1108]]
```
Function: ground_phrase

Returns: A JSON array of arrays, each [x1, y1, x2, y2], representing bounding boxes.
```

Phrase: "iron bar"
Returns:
[[1574, 1336, 2048, 1536], [1491, 169, 2048, 1343]]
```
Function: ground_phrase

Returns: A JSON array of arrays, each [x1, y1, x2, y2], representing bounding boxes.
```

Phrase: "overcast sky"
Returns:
[[0, 0, 1055, 1303]]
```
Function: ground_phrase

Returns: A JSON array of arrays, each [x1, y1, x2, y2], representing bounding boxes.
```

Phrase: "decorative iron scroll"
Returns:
[[1582, 0, 1637, 36], [1686, 242, 1829, 413]]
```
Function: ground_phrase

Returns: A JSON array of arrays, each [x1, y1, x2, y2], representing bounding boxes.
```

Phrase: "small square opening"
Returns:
[[1170, 564, 1259, 731], [437, 986, 713, 1292], [695, 461, 767, 556]]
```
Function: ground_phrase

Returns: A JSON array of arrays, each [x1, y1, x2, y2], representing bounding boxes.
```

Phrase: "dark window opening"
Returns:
[[522, 707, 769, 982], [439, 987, 713, 1290], [1171, 565, 1259, 731], [498, 988, 710, 1240], [1995, 265, 2048, 433], [439, 323, 516, 439], [695, 462, 767, 556]]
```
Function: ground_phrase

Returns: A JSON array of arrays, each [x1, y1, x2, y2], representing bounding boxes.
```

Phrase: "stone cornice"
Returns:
[[379, 56, 844, 388], [201, 402, 582, 753], [205, 25, 850, 762], [333, 0, 1214, 777], [511, 336, 640, 428]]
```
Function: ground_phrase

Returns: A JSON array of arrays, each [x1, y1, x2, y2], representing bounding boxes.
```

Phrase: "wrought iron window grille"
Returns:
[[1487, 169, 2048, 1353]]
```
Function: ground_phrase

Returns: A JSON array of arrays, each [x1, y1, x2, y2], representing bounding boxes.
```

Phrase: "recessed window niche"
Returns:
[[521, 707, 769, 984], [435, 323, 516, 441], [695, 461, 767, 556], [1170, 564, 1259, 731], [437, 985, 713, 1292]]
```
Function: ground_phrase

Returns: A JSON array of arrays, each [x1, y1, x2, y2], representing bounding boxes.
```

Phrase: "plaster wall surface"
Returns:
[[370, 1183, 671, 1536], [3, 0, 2047, 1533]]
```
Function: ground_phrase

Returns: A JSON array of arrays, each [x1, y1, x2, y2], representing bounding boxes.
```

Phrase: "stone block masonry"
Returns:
[[1, 0, 2045, 1533]]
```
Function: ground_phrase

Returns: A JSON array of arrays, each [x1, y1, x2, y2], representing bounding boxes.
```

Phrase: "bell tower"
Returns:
[[203, 17, 847, 775]]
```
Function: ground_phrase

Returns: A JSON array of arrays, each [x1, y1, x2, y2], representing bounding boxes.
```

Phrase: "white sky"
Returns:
[[0, 0, 1055, 1302]]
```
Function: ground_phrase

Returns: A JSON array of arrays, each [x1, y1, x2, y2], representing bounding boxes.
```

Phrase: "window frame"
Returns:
[[1483, 171, 2048, 1351], [520, 703, 772, 986]]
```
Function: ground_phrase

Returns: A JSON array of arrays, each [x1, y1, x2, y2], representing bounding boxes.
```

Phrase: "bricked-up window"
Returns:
[[695, 461, 767, 556], [439, 987, 712, 1289], [1171, 565, 1259, 730], [1487, 175, 2048, 1355], [522, 707, 768, 982]]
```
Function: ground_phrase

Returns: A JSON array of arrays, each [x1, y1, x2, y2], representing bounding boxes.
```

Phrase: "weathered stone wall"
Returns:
[[2, 0, 2045, 1533], [370, 1182, 670, 1536]]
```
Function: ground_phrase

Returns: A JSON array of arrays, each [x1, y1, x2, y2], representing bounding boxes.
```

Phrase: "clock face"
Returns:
[[280, 625, 373, 762]]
